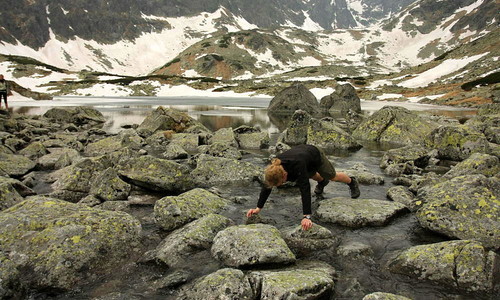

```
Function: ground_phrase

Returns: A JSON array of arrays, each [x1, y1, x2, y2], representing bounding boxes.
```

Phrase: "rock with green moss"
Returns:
[[153, 214, 232, 267], [249, 260, 336, 299], [281, 224, 337, 257], [308, 118, 362, 151], [211, 224, 296, 267], [0, 153, 36, 176], [380, 145, 431, 176], [178, 268, 253, 300], [84, 129, 143, 156], [191, 154, 261, 187], [136, 106, 209, 137], [169, 133, 201, 153], [198, 142, 242, 160], [317, 198, 408, 228], [387, 186, 418, 212], [352, 106, 437, 146], [424, 125, 491, 161], [416, 175, 500, 248], [43, 106, 105, 125], [118, 155, 193, 192], [162, 143, 189, 160], [90, 168, 131, 201], [279, 109, 311, 146], [18, 141, 48, 159], [444, 153, 499, 178], [362, 292, 412, 300], [154, 188, 230, 231], [234, 126, 270, 150], [0, 181, 23, 211], [388, 240, 498, 292], [341, 163, 384, 185], [37, 148, 80, 170], [209, 127, 238, 147], [0, 176, 35, 197], [0, 196, 141, 293], [466, 114, 500, 144]]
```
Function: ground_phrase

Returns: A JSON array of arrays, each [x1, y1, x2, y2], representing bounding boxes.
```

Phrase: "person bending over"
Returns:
[[246, 144, 360, 231], [0, 75, 8, 109]]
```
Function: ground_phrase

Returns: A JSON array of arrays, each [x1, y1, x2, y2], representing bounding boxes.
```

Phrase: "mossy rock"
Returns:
[[0, 153, 36, 177], [0, 181, 23, 211], [43, 106, 105, 125], [307, 118, 362, 151], [90, 168, 131, 201], [136, 106, 209, 137], [84, 129, 143, 156], [18, 141, 48, 159], [445, 153, 499, 178]]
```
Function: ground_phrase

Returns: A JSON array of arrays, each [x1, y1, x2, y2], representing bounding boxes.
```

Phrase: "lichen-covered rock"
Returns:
[[209, 127, 238, 147], [249, 260, 336, 300], [466, 114, 500, 144], [268, 84, 320, 116], [179, 268, 253, 300], [136, 106, 209, 137], [169, 133, 201, 153], [154, 214, 232, 267], [281, 224, 337, 257], [279, 109, 311, 146], [317, 198, 407, 228], [363, 292, 412, 300], [198, 142, 242, 160], [211, 224, 296, 267], [386, 186, 417, 212], [0, 196, 141, 292], [380, 145, 431, 176], [388, 240, 498, 292], [43, 106, 106, 125], [191, 154, 261, 187], [162, 143, 189, 160], [37, 148, 80, 170], [307, 118, 362, 151], [424, 125, 491, 161], [0, 176, 35, 197], [84, 129, 143, 156], [0, 181, 23, 211], [341, 163, 384, 185], [234, 126, 270, 150], [90, 168, 131, 201], [154, 188, 230, 231], [444, 153, 499, 178], [118, 155, 193, 192], [416, 175, 500, 248], [352, 106, 437, 146], [18, 141, 48, 159], [0, 153, 36, 176]]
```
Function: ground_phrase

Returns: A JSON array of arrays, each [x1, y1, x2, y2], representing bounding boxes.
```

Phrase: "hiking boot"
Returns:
[[314, 179, 329, 195], [348, 177, 360, 199]]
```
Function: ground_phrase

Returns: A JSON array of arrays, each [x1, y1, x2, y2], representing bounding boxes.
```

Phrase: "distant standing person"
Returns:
[[0, 75, 8, 109], [246, 144, 360, 231]]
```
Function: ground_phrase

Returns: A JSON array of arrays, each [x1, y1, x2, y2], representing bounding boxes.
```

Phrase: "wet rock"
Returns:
[[0, 196, 141, 292], [380, 145, 431, 176], [249, 260, 336, 300], [198, 142, 242, 160], [386, 186, 417, 212], [152, 270, 191, 291], [352, 106, 437, 146], [191, 154, 261, 187], [337, 241, 373, 260], [234, 126, 270, 149], [209, 127, 238, 147], [211, 224, 296, 267], [424, 125, 491, 161], [154, 188, 230, 231], [320, 83, 361, 114], [178, 268, 253, 300], [341, 163, 384, 185], [268, 84, 320, 117], [363, 292, 412, 300], [0, 153, 36, 177], [90, 168, 131, 201], [308, 118, 362, 151], [84, 129, 143, 156], [18, 141, 48, 159], [136, 106, 209, 137], [317, 198, 408, 228], [43, 106, 106, 125], [444, 152, 499, 178], [37, 148, 80, 170], [0, 180, 23, 211], [388, 240, 498, 292], [416, 175, 500, 248], [281, 224, 337, 257], [153, 214, 232, 267], [118, 155, 193, 193]]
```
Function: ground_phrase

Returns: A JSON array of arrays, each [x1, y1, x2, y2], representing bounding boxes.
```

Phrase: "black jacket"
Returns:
[[257, 144, 322, 215]]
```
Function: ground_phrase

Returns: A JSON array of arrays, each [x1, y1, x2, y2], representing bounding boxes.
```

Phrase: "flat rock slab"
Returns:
[[316, 197, 407, 228]]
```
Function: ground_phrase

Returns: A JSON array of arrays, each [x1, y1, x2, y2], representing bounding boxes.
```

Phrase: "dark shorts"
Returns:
[[317, 148, 336, 180]]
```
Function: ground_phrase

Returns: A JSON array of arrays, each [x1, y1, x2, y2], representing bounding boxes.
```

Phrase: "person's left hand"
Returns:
[[301, 218, 313, 231]]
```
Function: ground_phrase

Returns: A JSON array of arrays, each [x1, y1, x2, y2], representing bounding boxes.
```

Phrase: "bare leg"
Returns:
[[331, 172, 352, 184]]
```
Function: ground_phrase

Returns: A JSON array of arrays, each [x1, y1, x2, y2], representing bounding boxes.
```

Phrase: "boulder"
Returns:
[[169, 133, 201, 153], [281, 224, 337, 257], [416, 175, 500, 248], [380, 145, 431, 176], [211, 224, 296, 267], [84, 129, 143, 156], [0, 180, 23, 211], [179, 268, 253, 300], [424, 125, 491, 161], [43, 106, 106, 125], [352, 106, 437, 146], [307, 118, 362, 151], [316, 198, 407, 228], [0, 197, 141, 292], [268, 84, 320, 117], [320, 83, 361, 114], [18, 141, 48, 159], [386, 186, 417, 212], [234, 126, 270, 150], [444, 152, 499, 178], [153, 214, 232, 267], [209, 127, 238, 147], [363, 292, 412, 300], [466, 114, 500, 144], [89, 168, 131, 202], [279, 109, 311, 146], [0, 153, 36, 177], [0, 176, 35, 197], [191, 154, 261, 187], [136, 106, 209, 137], [388, 240, 498, 292], [162, 143, 189, 160], [341, 163, 384, 185], [36, 148, 80, 170], [118, 155, 193, 193], [198, 142, 242, 160], [154, 188, 230, 231]]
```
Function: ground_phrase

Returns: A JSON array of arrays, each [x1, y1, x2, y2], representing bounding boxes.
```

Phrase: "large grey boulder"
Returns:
[[380, 145, 431, 176], [136, 106, 209, 137], [89, 168, 131, 202], [154, 188, 230, 231], [316, 198, 407, 228], [198, 142, 242, 160], [209, 127, 238, 147], [424, 125, 491, 161], [268, 84, 320, 116], [0, 197, 141, 293], [84, 129, 143, 156], [43, 106, 106, 125], [416, 175, 500, 248], [352, 106, 437, 146], [191, 154, 261, 187], [307, 118, 362, 151], [18, 141, 48, 160], [234, 126, 270, 150], [279, 109, 311, 146], [444, 152, 499, 178], [389, 240, 498, 292], [178, 268, 253, 300], [320, 83, 361, 114], [0, 153, 36, 177], [153, 214, 232, 267], [118, 155, 193, 192], [281, 224, 337, 257], [341, 163, 384, 185], [249, 260, 336, 300], [465, 112, 500, 144], [211, 224, 296, 267]]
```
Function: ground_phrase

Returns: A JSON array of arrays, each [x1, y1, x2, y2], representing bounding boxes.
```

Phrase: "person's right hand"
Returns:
[[246, 207, 261, 217]]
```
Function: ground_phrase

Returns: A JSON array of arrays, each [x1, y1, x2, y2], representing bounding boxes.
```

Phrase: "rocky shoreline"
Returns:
[[0, 86, 499, 299]]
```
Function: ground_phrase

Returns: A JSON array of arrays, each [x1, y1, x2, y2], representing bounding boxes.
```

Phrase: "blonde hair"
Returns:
[[264, 158, 286, 187]]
